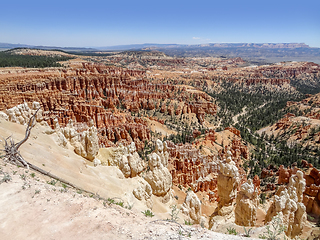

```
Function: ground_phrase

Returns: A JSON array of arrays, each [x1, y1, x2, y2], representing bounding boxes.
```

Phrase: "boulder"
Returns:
[[97, 142, 145, 177]]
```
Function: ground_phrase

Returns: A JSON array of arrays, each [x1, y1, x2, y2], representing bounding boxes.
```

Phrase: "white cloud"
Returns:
[[193, 37, 201, 40]]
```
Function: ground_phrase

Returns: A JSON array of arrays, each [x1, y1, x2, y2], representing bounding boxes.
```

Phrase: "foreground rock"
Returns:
[[235, 179, 259, 226], [265, 171, 307, 238], [216, 151, 239, 214], [181, 191, 201, 224], [0, 156, 260, 240], [97, 142, 145, 178], [209, 152, 239, 229], [145, 139, 172, 199]]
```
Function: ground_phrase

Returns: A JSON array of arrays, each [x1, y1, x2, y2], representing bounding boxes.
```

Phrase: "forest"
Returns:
[[0, 49, 72, 68]]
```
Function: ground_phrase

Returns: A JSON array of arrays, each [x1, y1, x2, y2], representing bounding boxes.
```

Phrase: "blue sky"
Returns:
[[1, 0, 319, 47]]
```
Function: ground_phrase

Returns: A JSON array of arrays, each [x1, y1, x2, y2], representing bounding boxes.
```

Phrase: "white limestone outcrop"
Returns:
[[145, 139, 172, 197], [235, 179, 259, 226], [181, 191, 201, 224], [265, 170, 307, 238], [133, 178, 153, 209], [97, 142, 145, 177], [217, 154, 239, 209], [5, 101, 43, 125]]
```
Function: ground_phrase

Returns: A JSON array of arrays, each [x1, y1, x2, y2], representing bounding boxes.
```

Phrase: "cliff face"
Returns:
[[167, 131, 248, 203], [0, 63, 218, 149]]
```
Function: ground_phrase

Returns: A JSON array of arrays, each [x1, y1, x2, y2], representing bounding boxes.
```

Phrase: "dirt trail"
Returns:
[[232, 102, 268, 125]]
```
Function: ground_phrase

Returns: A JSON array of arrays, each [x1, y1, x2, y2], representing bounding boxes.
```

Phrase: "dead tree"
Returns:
[[1, 108, 40, 169], [0, 108, 101, 198]]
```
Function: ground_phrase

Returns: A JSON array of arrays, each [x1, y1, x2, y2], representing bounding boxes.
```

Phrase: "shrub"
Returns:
[[1, 173, 11, 183], [243, 226, 253, 237], [184, 219, 193, 225], [259, 213, 286, 240], [226, 227, 238, 235], [142, 209, 154, 217]]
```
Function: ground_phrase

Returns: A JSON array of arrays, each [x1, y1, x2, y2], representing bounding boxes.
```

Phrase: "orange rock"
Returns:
[[253, 175, 261, 194], [225, 126, 240, 137], [278, 165, 290, 184], [305, 175, 315, 187]]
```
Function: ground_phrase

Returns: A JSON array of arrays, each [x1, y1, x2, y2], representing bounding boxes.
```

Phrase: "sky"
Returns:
[[1, 0, 319, 48]]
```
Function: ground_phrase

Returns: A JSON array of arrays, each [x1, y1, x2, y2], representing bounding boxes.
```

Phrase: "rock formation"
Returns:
[[265, 170, 307, 238], [53, 118, 68, 148], [154, 139, 169, 167], [145, 139, 172, 198], [181, 191, 201, 224], [167, 141, 220, 191], [133, 178, 153, 209], [97, 142, 145, 178], [3, 101, 43, 125], [0, 101, 100, 162], [216, 153, 239, 212], [303, 167, 320, 216], [53, 118, 99, 161], [73, 119, 99, 161], [235, 179, 259, 226], [209, 153, 240, 230], [0, 63, 219, 150]]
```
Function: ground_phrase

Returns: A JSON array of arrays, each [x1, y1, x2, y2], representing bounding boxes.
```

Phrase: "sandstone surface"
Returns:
[[145, 140, 172, 198], [265, 171, 307, 238], [235, 179, 259, 226], [181, 191, 202, 224]]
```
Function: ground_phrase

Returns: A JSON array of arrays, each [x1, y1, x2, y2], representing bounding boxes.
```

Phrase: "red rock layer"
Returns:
[[303, 168, 320, 216], [167, 141, 219, 193], [262, 162, 320, 216], [167, 138, 248, 201], [0, 63, 218, 149]]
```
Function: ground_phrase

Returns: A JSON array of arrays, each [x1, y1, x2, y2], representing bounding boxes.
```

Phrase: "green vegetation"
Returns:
[[47, 180, 57, 186], [184, 219, 193, 225], [259, 213, 286, 240], [138, 140, 155, 161], [0, 49, 72, 68], [104, 197, 131, 209], [141, 209, 154, 217], [226, 227, 238, 235], [260, 193, 267, 204], [168, 205, 180, 222], [243, 131, 320, 179], [0, 173, 11, 184], [208, 83, 302, 130], [243, 226, 253, 237]]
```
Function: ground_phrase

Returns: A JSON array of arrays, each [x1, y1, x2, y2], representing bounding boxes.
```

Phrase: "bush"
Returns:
[[259, 213, 286, 240], [226, 227, 238, 235], [142, 209, 154, 217]]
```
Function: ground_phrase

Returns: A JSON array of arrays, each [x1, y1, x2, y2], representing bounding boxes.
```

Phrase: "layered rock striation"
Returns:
[[0, 63, 217, 149]]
